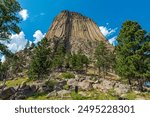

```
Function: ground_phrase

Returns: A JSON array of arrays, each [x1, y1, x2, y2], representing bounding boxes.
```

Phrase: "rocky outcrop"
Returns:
[[46, 10, 113, 57]]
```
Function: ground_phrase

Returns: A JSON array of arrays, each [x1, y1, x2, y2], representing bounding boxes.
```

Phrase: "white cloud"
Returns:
[[33, 30, 45, 44], [0, 31, 33, 62], [99, 26, 117, 37], [0, 32, 29, 53], [109, 36, 117, 46], [19, 9, 29, 21], [99, 24, 118, 46]]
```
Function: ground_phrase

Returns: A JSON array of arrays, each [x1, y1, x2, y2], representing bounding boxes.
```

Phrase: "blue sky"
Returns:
[[1, 0, 150, 61], [17, 0, 150, 40]]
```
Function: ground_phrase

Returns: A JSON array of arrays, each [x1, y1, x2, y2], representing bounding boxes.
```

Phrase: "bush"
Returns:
[[61, 72, 75, 79], [63, 85, 70, 90], [45, 80, 58, 92]]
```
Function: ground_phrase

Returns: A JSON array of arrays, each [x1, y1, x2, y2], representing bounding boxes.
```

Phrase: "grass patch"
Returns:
[[5, 77, 29, 87], [27, 93, 48, 100], [123, 92, 137, 100], [87, 90, 118, 100], [61, 72, 75, 79], [71, 92, 88, 100]]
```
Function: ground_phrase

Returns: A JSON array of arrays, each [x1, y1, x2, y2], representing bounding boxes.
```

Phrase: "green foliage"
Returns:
[[28, 38, 52, 80], [70, 50, 89, 71], [95, 41, 114, 77], [63, 84, 70, 90], [52, 44, 66, 70], [61, 72, 75, 79], [115, 21, 150, 88], [71, 92, 88, 100], [45, 80, 58, 92], [0, 0, 22, 38]]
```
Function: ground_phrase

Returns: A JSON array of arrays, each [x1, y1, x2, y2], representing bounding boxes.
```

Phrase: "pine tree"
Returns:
[[95, 41, 112, 77], [0, 0, 22, 61], [0, 0, 22, 38], [28, 38, 52, 80], [52, 44, 66, 71], [115, 21, 150, 90], [70, 50, 89, 73]]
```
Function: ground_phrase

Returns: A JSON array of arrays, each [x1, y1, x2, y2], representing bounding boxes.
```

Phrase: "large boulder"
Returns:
[[67, 79, 78, 87], [114, 83, 130, 95], [0, 87, 16, 99], [78, 80, 93, 91], [98, 79, 116, 92]]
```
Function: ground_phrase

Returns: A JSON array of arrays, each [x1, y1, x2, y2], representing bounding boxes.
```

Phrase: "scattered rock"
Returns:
[[98, 79, 115, 92], [67, 79, 78, 87], [93, 84, 101, 89], [0, 87, 16, 99], [20, 81, 27, 89], [54, 80, 67, 91], [114, 83, 130, 95], [47, 91, 57, 97], [57, 90, 71, 97], [78, 80, 93, 91]]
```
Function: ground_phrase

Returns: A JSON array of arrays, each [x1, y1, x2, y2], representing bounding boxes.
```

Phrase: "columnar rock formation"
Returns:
[[46, 10, 113, 56]]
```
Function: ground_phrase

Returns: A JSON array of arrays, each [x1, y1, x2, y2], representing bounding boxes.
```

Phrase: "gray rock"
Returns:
[[57, 90, 71, 97], [54, 80, 67, 91], [93, 84, 101, 89], [0, 87, 16, 99], [30, 85, 39, 93], [20, 81, 27, 89], [47, 91, 57, 97], [78, 80, 93, 91], [114, 83, 130, 95], [67, 79, 78, 87], [98, 79, 116, 92]]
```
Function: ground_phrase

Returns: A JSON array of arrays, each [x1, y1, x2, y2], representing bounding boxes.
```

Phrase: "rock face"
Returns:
[[46, 10, 113, 57]]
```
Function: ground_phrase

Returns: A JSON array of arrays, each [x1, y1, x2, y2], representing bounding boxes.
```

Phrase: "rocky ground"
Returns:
[[0, 71, 150, 100]]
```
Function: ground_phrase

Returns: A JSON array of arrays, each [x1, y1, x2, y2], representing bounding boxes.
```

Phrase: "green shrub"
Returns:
[[45, 80, 58, 92], [63, 85, 70, 90], [61, 72, 75, 79]]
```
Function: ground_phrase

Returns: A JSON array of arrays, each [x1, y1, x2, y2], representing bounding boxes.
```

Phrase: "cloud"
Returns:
[[99, 26, 117, 37], [19, 9, 29, 21], [99, 24, 118, 46], [0, 32, 29, 53], [33, 30, 45, 44], [108, 36, 117, 46]]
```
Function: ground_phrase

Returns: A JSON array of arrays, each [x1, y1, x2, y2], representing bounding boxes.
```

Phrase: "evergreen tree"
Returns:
[[115, 21, 150, 90], [0, 0, 22, 38], [28, 38, 52, 80], [52, 44, 66, 71], [70, 50, 89, 72], [0, 0, 22, 63], [95, 41, 112, 77]]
